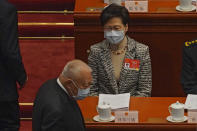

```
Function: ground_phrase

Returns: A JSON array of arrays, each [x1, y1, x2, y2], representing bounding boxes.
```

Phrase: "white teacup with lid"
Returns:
[[168, 101, 185, 121], [97, 102, 112, 121], [109, 0, 122, 5], [179, 0, 192, 10]]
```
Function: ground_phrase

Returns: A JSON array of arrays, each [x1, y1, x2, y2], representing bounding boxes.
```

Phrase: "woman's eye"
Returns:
[[115, 28, 120, 31]]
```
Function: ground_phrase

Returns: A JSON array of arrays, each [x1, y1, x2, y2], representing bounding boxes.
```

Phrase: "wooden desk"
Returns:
[[78, 97, 197, 131], [74, 0, 197, 97]]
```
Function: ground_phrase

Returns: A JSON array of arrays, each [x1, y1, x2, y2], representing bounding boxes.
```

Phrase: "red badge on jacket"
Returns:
[[124, 58, 140, 71]]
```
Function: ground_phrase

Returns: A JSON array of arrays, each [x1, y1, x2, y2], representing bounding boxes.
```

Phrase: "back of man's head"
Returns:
[[61, 59, 92, 81]]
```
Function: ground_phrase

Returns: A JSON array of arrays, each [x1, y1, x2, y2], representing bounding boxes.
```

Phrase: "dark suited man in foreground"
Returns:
[[181, 39, 197, 94], [0, 0, 27, 130], [33, 60, 92, 131]]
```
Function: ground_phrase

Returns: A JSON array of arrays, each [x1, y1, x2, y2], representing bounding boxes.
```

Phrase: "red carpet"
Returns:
[[20, 121, 32, 131], [19, 39, 75, 130], [18, 39, 75, 102]]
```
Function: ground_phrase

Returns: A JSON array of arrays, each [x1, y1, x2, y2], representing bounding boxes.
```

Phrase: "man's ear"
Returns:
[[59, 75, 72, 86], [63, 79, 78, 96], [64, 79, 72, 85]]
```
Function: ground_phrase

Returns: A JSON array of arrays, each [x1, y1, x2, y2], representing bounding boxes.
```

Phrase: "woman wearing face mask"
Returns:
[[88, 4, 152, 97]]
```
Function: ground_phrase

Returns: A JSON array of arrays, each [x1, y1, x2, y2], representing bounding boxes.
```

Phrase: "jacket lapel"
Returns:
[[99, 37, 136, 93], [99, 41, 119, 93], [118, 37, 136, 89]]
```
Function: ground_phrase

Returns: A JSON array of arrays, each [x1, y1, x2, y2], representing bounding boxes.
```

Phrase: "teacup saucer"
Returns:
[[93, 115, 115, 122], [166, 116, 188, 123], [176, 5, 196, 12]]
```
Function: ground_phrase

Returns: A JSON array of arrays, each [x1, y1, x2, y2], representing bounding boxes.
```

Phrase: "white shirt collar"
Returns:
[[57, 78, 68, 94]]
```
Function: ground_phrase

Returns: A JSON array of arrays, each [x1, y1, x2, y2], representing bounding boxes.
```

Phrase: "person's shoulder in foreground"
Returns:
[[33, 59, 92, 131], [181, 38, 197, 95], [0, 0, 27, 90], [0, 0, 16, 12]]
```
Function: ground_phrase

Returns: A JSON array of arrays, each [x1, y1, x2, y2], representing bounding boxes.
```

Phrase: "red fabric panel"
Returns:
[[18, 39, 75, 102], [20, 105, 33, 118], [86, 124, 197, 131], [18, 14, 73, 23], [20, 121, 197, 131], [8, 0, 75, 11], [18, 25, 74, 37]]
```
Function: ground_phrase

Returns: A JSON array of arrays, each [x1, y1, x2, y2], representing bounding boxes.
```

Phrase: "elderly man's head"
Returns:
[[59, 60, 92, 98]]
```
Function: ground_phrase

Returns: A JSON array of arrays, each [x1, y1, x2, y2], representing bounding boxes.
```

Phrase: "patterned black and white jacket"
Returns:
[[88, 36, 152, 97]]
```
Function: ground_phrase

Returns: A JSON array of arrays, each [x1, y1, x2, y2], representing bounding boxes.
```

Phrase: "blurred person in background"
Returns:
[[0, 0, 27, 130]]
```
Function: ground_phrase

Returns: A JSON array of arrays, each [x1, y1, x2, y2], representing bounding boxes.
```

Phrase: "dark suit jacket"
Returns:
[[32, 79, 85, 131], [181, 39, 197, 95], [0, 0, 27, 101]]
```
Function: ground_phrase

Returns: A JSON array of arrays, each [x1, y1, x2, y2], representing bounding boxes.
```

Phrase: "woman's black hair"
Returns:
[[100, 4, 130, 26]]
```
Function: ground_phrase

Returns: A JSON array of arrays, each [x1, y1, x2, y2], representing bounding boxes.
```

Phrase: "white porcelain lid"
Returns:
[[170, 101, 184, 109], [98, 102, 111, 109]]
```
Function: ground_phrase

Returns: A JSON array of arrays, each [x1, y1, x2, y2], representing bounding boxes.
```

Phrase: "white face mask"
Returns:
[[74, 88, 90, 100], [70, 80, 90, 100], [104, 30, 125, 44]]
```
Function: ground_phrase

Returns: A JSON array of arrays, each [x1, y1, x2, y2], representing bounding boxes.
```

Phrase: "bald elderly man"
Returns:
[[32, 60, 92, 131]]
